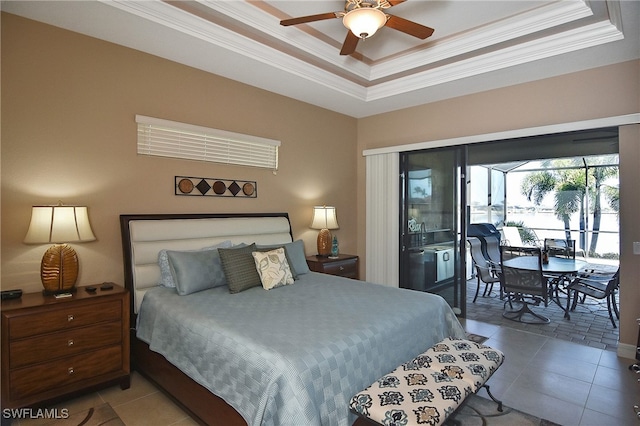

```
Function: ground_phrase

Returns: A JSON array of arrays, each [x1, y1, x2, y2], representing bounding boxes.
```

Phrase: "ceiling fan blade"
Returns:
[[387, 0, 407, 6], [340, 31, 360, 56], [280, 12, 338, 26], [385, 15, 434, 39]]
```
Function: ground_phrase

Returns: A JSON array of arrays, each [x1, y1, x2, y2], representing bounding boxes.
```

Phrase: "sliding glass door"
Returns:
[[395, 127, 617, 318], [399, 147, 466, 315]]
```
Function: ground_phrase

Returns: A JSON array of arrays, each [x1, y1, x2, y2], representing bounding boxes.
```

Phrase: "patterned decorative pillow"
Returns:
[[252, 248, 295, 290], [158, 240, 232, 288], [166, 247, 228, 295], [218, 243, 262, 293]]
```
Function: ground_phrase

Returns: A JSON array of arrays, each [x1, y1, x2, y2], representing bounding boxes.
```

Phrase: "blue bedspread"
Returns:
[[136, 272, 465, 426]]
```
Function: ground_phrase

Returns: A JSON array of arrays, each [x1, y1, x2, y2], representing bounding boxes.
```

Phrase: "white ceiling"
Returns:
[[3, 0, 639, 118]]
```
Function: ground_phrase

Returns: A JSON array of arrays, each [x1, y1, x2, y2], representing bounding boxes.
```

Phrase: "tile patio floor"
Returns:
[[464, 273, 620, 351]]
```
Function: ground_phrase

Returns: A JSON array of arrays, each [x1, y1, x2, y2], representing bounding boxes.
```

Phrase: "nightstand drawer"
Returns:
[[9, 300, 122, 339], [322, 260, 358, 278], [10, 322, 122, 369], [10, 345, 122, 400], [306, 254, 359, 279]]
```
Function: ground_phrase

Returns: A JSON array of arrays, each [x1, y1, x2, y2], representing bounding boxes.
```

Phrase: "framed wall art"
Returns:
[[175, 176, 257, 198]]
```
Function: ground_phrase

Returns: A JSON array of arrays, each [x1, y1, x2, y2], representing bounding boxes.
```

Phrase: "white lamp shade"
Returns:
[[343, 7, 387, 39], [310, 206, 339, 230], [24, 205, 96, 244]]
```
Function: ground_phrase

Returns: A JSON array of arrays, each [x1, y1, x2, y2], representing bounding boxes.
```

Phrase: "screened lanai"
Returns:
[[467, 128, 620, 260], [464, 129, 621, 350]]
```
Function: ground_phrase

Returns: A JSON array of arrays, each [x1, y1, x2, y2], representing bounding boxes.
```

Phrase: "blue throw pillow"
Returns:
[[158, 240, 232, 287], [166, 247, 228, 295]]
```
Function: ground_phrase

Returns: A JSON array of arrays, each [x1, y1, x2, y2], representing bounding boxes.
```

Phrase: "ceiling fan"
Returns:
[[280, 0, 435, 56]]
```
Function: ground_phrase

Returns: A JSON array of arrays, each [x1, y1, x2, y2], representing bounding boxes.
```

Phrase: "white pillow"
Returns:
[[158, 240, 232, 288], [251, 248, 294, 290]]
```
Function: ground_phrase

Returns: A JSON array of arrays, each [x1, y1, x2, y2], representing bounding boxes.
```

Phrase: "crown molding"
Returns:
[[369, 0, 595, 80], [368, 19, 623, 101]]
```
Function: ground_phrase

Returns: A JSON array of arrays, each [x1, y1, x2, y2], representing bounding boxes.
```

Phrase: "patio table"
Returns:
[[501, 256, 587, 317], [502, 256, 587, 275]]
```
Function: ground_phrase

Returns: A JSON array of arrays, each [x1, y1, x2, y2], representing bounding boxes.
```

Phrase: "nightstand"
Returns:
[[306, 254, 359, 280], [1, 284, 130, 409]]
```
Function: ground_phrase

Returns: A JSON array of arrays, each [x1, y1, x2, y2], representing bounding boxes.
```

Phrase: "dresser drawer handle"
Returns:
[[68, 367, 74, 375], [67, 339, 74, 347], [67, 314, 74, 322]]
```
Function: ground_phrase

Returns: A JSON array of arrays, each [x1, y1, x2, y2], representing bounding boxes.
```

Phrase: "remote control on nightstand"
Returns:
[[100, 282, 114, 290], [1, 289, 22, 300]]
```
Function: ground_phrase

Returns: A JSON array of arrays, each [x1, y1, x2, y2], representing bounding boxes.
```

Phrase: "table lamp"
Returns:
[[310, 206, 339, 257], [24, 203, 96, 295]]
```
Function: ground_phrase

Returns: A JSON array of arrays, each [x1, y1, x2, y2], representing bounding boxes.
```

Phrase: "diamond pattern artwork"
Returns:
[[175, 176, 257, 198]]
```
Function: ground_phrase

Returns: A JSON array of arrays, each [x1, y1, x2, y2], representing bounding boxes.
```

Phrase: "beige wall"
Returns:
[[618, 124, 640, 353], [356, 60, 640, 350], [1, 13, 358, 293]]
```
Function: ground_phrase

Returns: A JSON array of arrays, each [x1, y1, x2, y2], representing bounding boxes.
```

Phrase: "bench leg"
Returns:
[[482, 384, 503, 412]]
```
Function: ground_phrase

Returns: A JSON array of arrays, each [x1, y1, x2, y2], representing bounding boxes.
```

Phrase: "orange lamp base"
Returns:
[[41, 243, 79, 295], [316, 229, 332, 257]]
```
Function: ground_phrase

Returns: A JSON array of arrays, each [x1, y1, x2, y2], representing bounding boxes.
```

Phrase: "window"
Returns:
[[136, 115, 280, 170]]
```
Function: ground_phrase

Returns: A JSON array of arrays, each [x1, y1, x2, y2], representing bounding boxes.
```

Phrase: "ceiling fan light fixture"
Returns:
[[343, 7, 387, 39]]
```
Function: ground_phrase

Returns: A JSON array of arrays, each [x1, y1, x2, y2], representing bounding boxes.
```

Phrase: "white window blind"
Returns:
[[136, 115, 280, 170]]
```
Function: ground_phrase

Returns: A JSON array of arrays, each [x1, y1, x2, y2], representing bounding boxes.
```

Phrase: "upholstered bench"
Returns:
[[350, 338, 504, 426]]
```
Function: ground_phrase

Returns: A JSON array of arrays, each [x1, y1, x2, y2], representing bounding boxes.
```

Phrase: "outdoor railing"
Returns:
[[509, 226, 619, 260]]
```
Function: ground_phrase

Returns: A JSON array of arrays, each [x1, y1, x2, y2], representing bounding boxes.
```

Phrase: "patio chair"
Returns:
[[468, 237, 501, 303], [485, 237, 502, 266], [544, 238, 573, 259], [543, 238, 578, 290], [501, 226, 523, 246], [566, 267, 620, 328], [544, 238, 585, 259], [500, 245, 550, 324], [484, 236, 503, 297], [502, 226, 542, 247]]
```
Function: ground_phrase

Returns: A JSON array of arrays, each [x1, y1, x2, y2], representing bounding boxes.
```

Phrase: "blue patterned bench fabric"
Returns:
[[349, 338, 505, 426]]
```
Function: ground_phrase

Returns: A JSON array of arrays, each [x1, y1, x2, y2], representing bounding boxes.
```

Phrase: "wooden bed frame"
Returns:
[[120, 213, 293, 426]]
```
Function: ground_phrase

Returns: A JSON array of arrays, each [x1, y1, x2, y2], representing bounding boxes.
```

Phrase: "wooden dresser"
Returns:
[[306, 254, 359, 280], [1, 284, 130, 409]]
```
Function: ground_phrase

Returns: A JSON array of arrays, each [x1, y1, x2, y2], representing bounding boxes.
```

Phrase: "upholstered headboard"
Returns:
[[120, 213, 293, 315]]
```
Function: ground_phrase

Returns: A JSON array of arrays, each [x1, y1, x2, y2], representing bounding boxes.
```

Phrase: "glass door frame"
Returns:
[[398, 146, 468, 317]]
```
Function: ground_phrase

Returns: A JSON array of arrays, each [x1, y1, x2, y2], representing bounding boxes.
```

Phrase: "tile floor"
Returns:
[[461, 318, 639, 426], [12, 372, 198, 426], [12, 319, 639, 426]]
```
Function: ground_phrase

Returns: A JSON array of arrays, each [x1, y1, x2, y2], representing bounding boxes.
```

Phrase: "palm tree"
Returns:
[[521, 165, 585, 248], [519, 159, 619, 257], [520, 169, 555, 205], [554, 180, 583, 243], [587, 164, 618, 254]]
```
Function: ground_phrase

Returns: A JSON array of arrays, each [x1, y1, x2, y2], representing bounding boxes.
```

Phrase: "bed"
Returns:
[[120, 213, 465, 426]]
